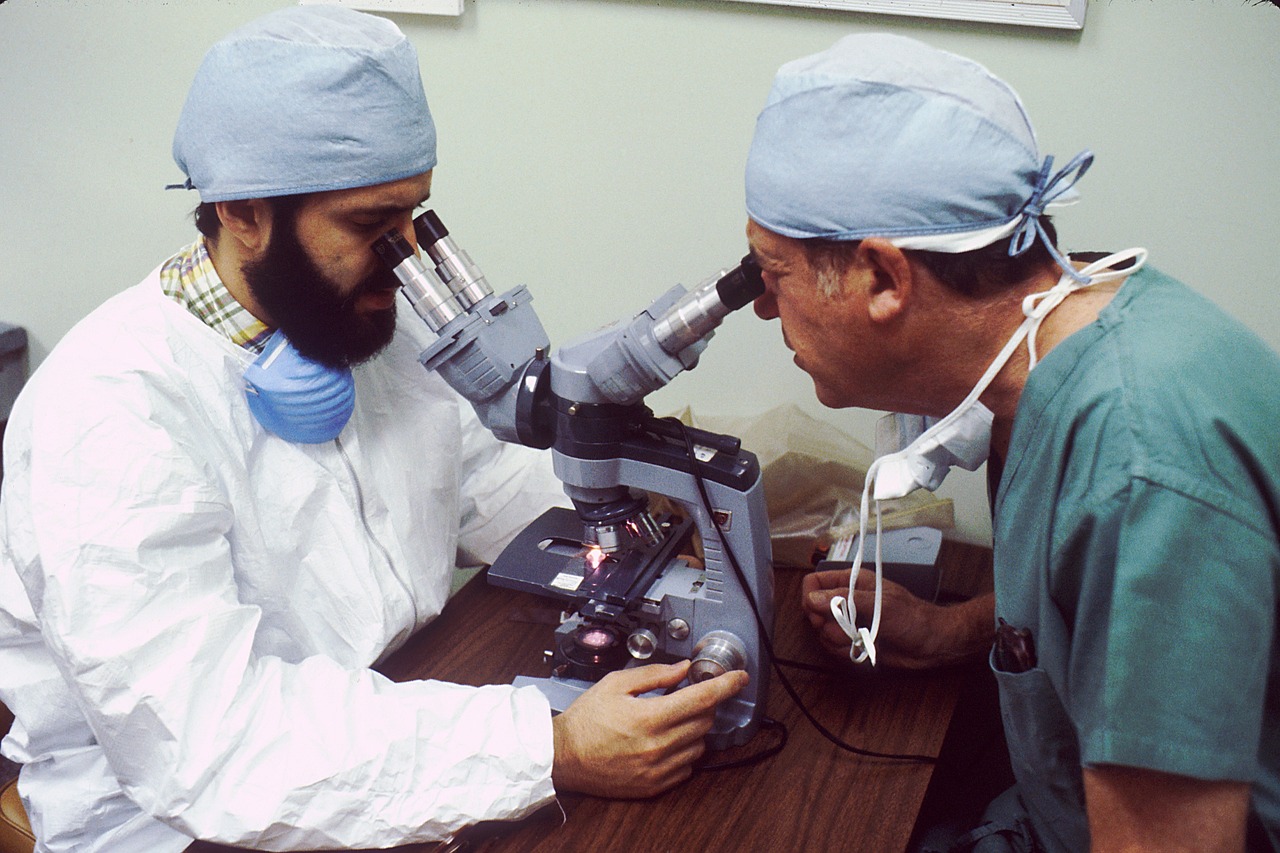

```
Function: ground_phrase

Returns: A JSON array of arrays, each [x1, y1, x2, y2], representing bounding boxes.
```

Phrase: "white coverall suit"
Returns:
[[0, 266, 567, 851]]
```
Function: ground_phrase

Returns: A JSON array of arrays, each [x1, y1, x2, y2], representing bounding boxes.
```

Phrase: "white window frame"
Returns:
[[298, 0, 465, 17], [721, 0, 1087, 30]]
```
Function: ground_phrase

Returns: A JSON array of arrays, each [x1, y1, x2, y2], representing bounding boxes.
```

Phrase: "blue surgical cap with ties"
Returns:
[[171, 5, 437, 203], [745, 33, 1091, 279]]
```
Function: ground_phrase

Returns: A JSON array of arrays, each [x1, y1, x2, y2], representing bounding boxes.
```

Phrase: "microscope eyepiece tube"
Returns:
[[650, 256, 766, 356], [412, 211, 494, 309], [371, 230, 466, 332], [414, 209, 449, 245], [715, 255, 765, 310]]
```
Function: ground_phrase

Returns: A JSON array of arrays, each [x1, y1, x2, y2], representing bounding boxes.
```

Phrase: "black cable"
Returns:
[[664, 417, 937, 765], [772, 656, 840, 675], [697, 717, 789, 772]]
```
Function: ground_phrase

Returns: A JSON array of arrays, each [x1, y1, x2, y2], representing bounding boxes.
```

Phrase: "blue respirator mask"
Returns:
[[244, 329, 355, 444]]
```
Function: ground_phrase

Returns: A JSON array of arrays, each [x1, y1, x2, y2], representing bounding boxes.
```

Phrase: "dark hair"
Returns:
[[801, 216, 1060, 299], [192, 194, 311, 241], [193, 202, 221, 239]]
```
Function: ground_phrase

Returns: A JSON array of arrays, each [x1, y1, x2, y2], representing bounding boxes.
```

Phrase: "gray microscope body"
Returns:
[[374, 212, 772, 749]]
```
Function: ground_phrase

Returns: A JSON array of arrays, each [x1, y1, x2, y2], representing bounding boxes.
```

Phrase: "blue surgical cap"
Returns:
[[172, 6, 437, 202], [745, 34, 1090, 267]]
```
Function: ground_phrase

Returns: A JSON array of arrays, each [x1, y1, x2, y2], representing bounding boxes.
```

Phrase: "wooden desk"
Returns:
[[371, 540, 992, 853]]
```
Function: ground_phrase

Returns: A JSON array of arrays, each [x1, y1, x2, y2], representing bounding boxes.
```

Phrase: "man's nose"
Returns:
[[753, 291, 778, 321]]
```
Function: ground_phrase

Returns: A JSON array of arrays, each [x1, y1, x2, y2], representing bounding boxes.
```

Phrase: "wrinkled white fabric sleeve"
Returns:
[[453, 401, 570, 568], [15, 371, 555, 849]]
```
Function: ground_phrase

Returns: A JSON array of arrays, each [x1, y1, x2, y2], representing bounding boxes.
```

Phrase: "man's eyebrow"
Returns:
[[345, 195, 431, 218], [750, 249, 787, 269]]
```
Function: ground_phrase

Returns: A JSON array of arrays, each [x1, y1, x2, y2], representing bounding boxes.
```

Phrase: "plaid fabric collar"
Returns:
[[160, 238, 272, 354]]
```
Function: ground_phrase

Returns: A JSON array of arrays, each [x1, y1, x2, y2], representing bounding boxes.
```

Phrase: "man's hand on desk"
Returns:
[[550, 659, 748, 799], [801, 569, 995, 670]]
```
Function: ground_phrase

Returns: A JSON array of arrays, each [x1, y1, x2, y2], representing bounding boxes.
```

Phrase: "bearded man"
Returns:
[[0, 7, 743, 851]]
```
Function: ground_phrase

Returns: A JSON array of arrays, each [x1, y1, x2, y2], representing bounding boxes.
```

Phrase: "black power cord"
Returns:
[[697, 717, 789, 772]]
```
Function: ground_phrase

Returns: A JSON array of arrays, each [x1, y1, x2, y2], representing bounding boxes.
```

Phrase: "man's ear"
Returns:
[[856, 238, 913, 324], [215, 198, 273, 256]]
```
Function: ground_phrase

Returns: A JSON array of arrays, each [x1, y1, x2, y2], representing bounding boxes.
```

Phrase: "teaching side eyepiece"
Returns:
[[716, 255, 765, 311], [650, 254, 767, 356]]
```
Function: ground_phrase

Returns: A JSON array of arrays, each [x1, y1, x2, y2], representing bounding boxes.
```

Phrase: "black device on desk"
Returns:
[[817, 526, 944, 602]]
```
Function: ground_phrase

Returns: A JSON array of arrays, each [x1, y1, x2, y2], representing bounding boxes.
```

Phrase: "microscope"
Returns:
[[373, 212, 773, 749]]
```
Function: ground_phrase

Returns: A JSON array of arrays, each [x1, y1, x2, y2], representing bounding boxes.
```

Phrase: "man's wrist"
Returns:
[[549, 713, 580, 794], [929, 593, 996, 666]]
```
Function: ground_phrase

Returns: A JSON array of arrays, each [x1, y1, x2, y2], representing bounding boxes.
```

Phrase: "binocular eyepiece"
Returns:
[[372, 211, 496, 333]]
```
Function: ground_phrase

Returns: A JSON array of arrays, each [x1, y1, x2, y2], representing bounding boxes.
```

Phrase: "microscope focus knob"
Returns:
[[626, 628, 659, 660], [689, 630, 747, 683]]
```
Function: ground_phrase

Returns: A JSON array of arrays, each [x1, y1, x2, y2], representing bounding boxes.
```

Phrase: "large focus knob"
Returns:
[[689, 630, 747, 683]]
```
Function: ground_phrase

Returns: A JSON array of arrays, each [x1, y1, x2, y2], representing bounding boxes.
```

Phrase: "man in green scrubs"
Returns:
[[747, 33, 1280, 852]]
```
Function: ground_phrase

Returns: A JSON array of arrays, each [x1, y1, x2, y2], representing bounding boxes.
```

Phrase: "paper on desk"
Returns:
[[670, 404, 953, 567]]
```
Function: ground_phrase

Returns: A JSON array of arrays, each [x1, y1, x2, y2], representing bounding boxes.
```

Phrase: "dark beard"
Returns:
[[243, 202, 400, 368]]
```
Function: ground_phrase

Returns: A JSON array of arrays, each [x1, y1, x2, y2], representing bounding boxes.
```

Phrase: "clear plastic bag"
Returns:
[[672, 404, 953, 567]]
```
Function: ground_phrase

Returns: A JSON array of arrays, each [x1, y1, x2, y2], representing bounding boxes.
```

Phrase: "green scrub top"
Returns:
[[992, 266, 1280, 852]]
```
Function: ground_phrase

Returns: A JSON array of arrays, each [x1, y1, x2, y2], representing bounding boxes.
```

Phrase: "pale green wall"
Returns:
[[2, 0, 1278, 544]]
